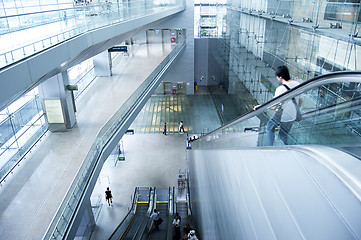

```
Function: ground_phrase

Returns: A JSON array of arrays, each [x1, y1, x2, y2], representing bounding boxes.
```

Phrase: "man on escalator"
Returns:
[[266, 66, 302, 145], [150, 209, 162, 230], [255, 66, 302, 145], [172, 212, 181, 239]]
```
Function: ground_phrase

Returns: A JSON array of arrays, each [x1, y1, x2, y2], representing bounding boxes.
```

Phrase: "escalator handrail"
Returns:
[[200, 71, 361, 140], [108, 187, 141, 240], [134, 187, 157, 240], [132, 187, 155, 240], [167, 187, 175, 240]]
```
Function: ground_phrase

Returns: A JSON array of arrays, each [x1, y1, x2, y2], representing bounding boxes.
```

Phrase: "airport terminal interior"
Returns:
[[0, 0, 361, 239]]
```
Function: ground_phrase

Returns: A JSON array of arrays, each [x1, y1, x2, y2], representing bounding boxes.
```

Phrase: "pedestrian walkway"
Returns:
[[0, 42, 175, 240], [89, 134, 187, 239]]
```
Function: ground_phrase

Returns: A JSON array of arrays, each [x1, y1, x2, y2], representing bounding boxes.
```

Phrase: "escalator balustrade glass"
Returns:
[[192, 71, 361, 149]]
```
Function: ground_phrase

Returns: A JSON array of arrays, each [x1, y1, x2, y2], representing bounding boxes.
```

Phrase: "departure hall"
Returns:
[[0, 0, 361, 239]]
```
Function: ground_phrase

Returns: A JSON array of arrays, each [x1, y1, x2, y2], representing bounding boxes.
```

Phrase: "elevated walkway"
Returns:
[[0, 1, 185, 110], [0, 42, 183, 240]]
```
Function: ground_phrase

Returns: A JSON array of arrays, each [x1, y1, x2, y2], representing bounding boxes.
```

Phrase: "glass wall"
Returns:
[[197, 0, 360, 116], [0, 88, 48, 182], [194, 0, 227, 37]]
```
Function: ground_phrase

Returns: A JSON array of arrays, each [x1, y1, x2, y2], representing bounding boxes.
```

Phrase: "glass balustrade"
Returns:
[[192, 71, 361, 150], [0, 90, 48, 182], [0, 0, 185, 69]]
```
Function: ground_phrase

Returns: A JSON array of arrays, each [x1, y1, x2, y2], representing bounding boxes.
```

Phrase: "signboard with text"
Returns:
[[43, 99, 65, 124], [108, 46, 128, 52]]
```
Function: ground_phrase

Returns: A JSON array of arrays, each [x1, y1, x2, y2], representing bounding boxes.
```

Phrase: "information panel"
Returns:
[[108, 46, 128, 52], [44, 99, 65, 124]]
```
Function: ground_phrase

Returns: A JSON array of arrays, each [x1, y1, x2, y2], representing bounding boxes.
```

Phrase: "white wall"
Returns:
[[154, 0, 195, 94]]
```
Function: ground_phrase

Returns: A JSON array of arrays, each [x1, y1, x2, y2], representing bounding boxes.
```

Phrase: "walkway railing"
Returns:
[[43, 39, 186, 240], [0, 0, 185, 69]]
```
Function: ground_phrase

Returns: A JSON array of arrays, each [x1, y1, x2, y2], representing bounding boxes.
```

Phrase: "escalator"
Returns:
[[145, 188, 170, 240], [188, 71, 361, 239], [122, 202, 149, 239], [108, 187, 153, 240], [108, 186, 194, 240]]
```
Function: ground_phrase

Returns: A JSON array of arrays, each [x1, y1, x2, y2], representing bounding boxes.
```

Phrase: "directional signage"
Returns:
[[108, 46, 128, 52]]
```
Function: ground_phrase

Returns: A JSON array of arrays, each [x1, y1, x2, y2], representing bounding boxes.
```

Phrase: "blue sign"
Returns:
[[108, 46, 128, 52]]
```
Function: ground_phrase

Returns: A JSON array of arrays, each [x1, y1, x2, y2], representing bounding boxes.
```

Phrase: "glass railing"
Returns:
[[0, 96, 48, 184], [192, 71, 361, 150], [43, 39, 186, 240], [0, 0, 185, 69]]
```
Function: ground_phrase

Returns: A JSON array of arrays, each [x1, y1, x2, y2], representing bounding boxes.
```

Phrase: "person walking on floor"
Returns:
[[179, 121, 185, 133], [105, 187, 113, 206], [163, 122, 167, 135]]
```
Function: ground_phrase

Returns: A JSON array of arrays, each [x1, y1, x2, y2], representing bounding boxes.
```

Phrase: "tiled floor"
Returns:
[[130, 95, 222, 135]]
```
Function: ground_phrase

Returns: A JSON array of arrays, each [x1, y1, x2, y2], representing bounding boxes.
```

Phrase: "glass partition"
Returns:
[[192, 71, 361, 150], [0, 0, 185, 68]]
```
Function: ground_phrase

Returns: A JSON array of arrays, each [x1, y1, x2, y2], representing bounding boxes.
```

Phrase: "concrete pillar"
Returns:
[[39, 71, 77, 132], [93, 50, 112, 76]]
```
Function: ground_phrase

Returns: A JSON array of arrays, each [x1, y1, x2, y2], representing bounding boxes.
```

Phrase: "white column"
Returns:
[[93, 50, 112, 77], [39, 72, 77, 131]]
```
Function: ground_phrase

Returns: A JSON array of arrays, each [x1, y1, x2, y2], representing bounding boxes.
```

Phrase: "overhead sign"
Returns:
[[108, 46, 128, 52], [66, 84, 78, 91], [125, 129, 134, 135]]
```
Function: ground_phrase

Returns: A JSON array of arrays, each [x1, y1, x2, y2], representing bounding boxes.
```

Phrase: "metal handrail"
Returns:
[[0, 111, 48, 185], [201, 71, 361, 141]]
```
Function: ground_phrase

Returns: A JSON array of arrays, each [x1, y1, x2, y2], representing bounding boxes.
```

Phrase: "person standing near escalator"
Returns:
[[260, 66, 302, 146]]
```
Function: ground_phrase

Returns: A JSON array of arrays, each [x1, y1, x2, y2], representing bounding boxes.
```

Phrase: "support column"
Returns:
[[93, 50, 112, 76], [39, 71, 77, 132], [73, 197, 96, 239]]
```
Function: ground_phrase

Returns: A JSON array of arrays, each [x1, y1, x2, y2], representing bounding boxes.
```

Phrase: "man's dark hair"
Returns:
[[275, 66, 291, 80]]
